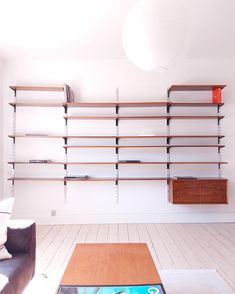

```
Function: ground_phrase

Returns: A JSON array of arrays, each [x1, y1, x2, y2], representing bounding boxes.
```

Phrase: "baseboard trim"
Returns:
[[12, 212, 235, 225]]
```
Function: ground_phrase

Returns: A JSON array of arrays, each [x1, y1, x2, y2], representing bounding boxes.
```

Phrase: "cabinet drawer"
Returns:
[[170, 179, 227, 204], [201, 180, 227, 204], [170, 180, 201, 204]]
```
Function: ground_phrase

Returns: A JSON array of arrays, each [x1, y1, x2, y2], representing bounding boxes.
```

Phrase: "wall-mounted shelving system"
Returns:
[[8, 84, 228, 204]]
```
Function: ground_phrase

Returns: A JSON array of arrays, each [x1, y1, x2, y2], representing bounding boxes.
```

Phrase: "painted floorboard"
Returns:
[[24, 223, 235, 293]]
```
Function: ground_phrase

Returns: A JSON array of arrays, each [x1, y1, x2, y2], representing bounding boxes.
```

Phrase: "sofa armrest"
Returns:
[[5, 220, 36, 261]]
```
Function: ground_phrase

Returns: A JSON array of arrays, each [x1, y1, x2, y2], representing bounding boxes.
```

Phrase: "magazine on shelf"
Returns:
[[25, 133, 48, 136], [64, 175, 89, 180], [118, 160, 141, 163], [29, 159, 52, 163]]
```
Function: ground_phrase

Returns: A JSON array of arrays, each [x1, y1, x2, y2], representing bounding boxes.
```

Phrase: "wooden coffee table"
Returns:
[[58, 243, 165, 293]]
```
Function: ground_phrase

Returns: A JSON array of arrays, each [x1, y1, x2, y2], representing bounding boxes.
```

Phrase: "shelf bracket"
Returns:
[[167, 103, 171, 113], [63, 105, 68, 114], [167, 88, 171, 100], [115, 137, 119, 155], [166, 117, 170, 126]]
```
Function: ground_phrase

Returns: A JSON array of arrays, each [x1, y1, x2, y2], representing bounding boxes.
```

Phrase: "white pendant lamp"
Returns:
[[122, 0, 188, 72]]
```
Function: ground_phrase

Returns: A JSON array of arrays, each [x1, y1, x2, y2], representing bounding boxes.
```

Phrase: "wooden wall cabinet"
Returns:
[[170, 179, 227, 204]]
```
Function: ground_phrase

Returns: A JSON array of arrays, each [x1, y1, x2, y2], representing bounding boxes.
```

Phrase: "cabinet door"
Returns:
[[201, 180, 227, 204], [171, 180, 201, 204]]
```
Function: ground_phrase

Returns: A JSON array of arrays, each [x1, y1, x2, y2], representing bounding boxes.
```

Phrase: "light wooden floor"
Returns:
[[24, 223, 235, 293]]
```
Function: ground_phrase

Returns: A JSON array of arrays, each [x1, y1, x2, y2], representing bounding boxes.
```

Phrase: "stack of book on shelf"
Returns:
[[29, 159, 52, 163], [64, 175, 89, 180], [64, 84, 74, 103]]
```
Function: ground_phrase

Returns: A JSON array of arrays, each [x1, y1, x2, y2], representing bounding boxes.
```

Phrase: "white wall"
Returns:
[[3, 58, 235, 224]]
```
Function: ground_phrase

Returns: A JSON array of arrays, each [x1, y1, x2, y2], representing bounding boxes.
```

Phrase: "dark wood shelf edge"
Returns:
[[9, 86, 64, 92], [8, 162, 228, 165], [9, 101, 224, 108], [63, 115, 224, 120], [168, 85, 226, 92], [8, 177, 228, 182], [63, 145, 225, 148], [8, 134, 226, 139]]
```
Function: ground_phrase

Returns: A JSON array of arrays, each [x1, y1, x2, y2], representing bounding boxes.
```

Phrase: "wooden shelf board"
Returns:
[[66, 102, 168, 107], [8, 161, 228, 165], [8, 177, 227, 182], [168, 135, 225, 138], [168, 85, 226, 92], [9, 102, 64, 107], [66, 102, 224, 107], [169, 161, 228, 164], [170, 116, 224, 119], [10, 86, 64, 92], [8, 134, 63, 138], [8, 177, 65, 181], [64, 145, 169, 148], [170, 178, 227, 181], [8, 134, 225, 139], [64, 115, 224, 120], [8, 177, 169, 182], [169, 145, 225, 148], [8, 161, 65, 164], [170, 102, 224, 107], [64, 116, 167, 120], [9, 101, 224, 108], [64, 145, 225, 148]]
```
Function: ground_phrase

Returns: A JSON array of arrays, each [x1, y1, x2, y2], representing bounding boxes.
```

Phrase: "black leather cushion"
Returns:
[[0, 221, 36, 294], [0, 253, 34, 294], [6, 221, 35, 258]]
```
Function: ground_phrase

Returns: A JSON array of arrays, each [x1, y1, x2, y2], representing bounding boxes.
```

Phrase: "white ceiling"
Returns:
[[0, 0, 234, 60]]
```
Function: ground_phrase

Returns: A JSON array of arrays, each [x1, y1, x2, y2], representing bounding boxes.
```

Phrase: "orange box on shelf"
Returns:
[[213, 87, 222, 103]]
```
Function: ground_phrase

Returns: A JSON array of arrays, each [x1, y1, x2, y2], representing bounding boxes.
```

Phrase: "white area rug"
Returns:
[[159, 269, 234, 294]]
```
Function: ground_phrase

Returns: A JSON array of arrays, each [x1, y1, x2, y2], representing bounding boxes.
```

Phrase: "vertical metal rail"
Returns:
[[115, 88, 119, 204], [166, 89, 171, 201], [217, 105, 222, 178], [11, 91, 17, 196], [63, 102, 68, 203]]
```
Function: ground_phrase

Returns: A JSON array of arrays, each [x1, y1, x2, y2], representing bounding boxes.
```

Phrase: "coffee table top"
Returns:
[[60, 243, 162, 286]]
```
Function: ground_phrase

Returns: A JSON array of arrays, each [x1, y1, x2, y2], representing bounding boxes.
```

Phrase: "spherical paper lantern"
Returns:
[[122, 0, 188, 72]]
